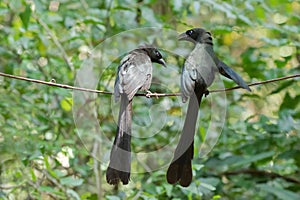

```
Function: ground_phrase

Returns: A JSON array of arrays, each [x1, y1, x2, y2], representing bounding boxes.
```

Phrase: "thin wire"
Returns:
[[0, 72, 299, 97]]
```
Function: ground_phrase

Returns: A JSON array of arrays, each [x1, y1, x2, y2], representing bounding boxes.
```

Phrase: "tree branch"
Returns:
[[211, 74, 300, 93], [0, 72, 299, 97], [92, 140, 102, 200], [0, 72, 111, 94]]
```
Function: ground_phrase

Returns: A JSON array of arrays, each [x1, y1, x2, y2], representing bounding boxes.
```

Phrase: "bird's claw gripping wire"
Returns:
[[146, 90, 159, 99]]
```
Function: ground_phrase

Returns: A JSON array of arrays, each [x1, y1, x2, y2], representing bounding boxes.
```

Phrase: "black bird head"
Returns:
[[139, 44, 166, 67], [178, 28, 213, 45]]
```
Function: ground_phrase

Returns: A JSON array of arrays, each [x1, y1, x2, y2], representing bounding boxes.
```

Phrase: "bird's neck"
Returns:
[[194, 42, 218, 64], [201, 37, 213, 46], [196, 42, 214, 52], [195, 33, 213, 46]]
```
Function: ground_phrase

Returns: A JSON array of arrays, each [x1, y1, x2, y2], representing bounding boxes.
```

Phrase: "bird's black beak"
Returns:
[[158, 58, 167, 67], [178, 32, 189, 41], [178, 32, 196, 44]]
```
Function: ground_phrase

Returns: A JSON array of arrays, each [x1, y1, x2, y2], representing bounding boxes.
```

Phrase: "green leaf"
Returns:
[[44, 156, 58, 178], [66, 189, 81, 200], [53, 169, 67, 178], [60, 98, 73, 111], [19, 4, 31, 30], [164, 184, 173, 197], [231, 151, 275, 168], [274, 58, 289, 68], [39, 186, 64, 196], [280, 93, 300, 111], [255, 7, 265, 20], [258, 184, 300, 200], [30, 168, 36, 182], [60, 176, 84, 187], [270, 80, 295, 95], [106, 196, 121, 200], [39, 186, 57, 193], [238, 15, 252, 25]]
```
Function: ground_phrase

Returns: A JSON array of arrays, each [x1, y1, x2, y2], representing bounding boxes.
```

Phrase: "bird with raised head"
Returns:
[[167, 28, 251, 187]]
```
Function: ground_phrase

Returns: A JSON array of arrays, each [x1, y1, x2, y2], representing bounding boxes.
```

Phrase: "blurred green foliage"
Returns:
[[0, 0, 300, 199]]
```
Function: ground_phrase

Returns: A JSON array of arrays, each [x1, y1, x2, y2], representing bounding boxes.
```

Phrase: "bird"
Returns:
[[106, 44, 166, 185], [166, 28, 251, 187]]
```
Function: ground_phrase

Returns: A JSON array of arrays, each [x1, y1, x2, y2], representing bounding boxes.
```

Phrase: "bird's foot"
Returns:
[[204, 90, 209, 97], [146, 90, 159, 99]]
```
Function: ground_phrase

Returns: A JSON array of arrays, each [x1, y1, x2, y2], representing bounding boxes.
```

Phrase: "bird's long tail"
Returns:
[[106, 95, 132, 185], [167, 88, 203, 187]]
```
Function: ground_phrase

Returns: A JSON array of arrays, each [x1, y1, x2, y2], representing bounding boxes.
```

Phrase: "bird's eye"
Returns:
[[186, 30, 193, 36], [154, 50, 160, 57]]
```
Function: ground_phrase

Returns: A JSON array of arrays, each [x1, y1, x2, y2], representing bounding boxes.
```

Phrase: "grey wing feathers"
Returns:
[[217, 59, 251, 91], [114, 53, 152, 101], [181, 66, 197, 103]]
